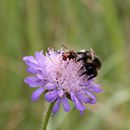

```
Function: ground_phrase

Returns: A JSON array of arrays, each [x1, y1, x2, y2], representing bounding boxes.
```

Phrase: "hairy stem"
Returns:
[[40, 102, 55, 130]]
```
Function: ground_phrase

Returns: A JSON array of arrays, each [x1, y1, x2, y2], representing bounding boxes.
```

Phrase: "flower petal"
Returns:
[[27, 67, 43, 74], [24, 76, 45, 87], [87, 84, 103, 93], [35, 51, 46, 66], [31, 87, 45, 101], [57, 90, 64, 97], [61, 96, 70, 112], [23, 56, 38, 68], [85, 92, 96, 104], [81, 79, 94, 86], [45, 90, 58, 102], [71, 93, 85, 111], [37, 74, 46, 80], [77, 93, 89, 103], [45, 83, 56, 90], [52, 98, 61, 113]]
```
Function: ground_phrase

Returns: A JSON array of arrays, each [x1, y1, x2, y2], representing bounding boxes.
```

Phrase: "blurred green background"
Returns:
[[0, 0, 130, 130]]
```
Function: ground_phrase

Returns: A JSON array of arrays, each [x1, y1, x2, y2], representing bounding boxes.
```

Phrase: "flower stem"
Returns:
[[40, 102, 55, 130]]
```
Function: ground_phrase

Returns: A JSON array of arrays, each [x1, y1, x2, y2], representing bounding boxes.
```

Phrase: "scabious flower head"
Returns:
[[23, 48, 102, 113]]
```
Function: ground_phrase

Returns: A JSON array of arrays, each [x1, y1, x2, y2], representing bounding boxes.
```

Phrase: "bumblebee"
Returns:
[[62, 49, 101, 80], [77, 49, 101, 80]]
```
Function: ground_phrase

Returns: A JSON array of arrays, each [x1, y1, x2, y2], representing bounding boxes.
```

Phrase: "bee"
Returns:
[[61, 48, 101, 80], [76, 49, 101, 80]]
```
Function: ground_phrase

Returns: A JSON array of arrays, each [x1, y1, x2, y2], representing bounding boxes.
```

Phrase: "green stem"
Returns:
[[40, 102, 55, 130]]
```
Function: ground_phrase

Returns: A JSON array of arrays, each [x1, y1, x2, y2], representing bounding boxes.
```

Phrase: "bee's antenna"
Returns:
[[61, 43, 68, 50]]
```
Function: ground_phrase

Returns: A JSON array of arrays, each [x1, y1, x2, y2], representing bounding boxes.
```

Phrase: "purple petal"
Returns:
[[31, 87, 45, 101], [61, 96, 70, 112], [27, 67, 38, 74], [52, 98, 61, 113], [87, 84, 103, 93], [71, 93, 85, 111], [81, 79, 94, 86], [45, 83, 56, 90], [24, 76, 45, 87], [35, 51, 46, 66], [57, 90, 64, 97], [85, 92, 96, 104], [45, 90, 58, 102], [23, 56, 38, 68], [77, 93, 89, 103], [37, 74, 46, 80], [27, 67, 44, 74]]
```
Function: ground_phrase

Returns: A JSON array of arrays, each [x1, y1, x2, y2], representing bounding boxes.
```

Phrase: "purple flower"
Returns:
[[23, 49, 102, 113]]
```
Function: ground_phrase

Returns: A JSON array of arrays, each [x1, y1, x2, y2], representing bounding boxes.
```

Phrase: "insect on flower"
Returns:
[[62, 50, 77, 61], [62, 49, 101, 80], [76, 49, 101, 80], [23, 48, 102, 113]]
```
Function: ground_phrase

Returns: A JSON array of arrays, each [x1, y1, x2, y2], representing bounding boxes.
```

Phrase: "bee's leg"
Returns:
[[88, 69, 97, 80], [80, 71, 87, 76], [80, 65, 98, 80]]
